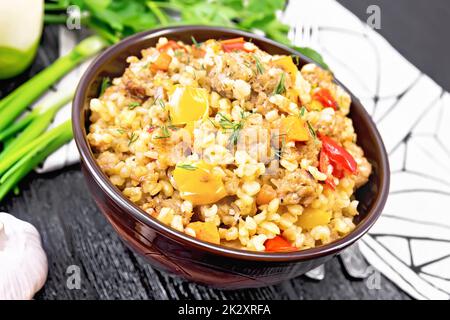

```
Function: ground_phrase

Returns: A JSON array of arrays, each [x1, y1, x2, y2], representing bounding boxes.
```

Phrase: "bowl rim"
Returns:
[[73, 25, 390, 262]]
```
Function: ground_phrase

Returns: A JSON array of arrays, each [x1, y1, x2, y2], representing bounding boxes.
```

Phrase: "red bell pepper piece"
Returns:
[[319, 151, 337, 189], [321, 136, 357, 174], [313, 88, 338, 110], [265, 236, 296, 252], [221, 37, 253, 53], [158, 40, 186, 52]]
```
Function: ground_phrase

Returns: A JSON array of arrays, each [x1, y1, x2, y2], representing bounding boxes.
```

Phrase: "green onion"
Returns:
[[0, 106, 42, 142], [0, 120, 72, 176], [0, 121, 73, 201], [147, 1, 170, 25], [0, 90, 73, 160], [0, 36, 107, 132]]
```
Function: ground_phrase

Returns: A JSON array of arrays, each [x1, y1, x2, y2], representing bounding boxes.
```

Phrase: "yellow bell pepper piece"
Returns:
[[169, 86, 209, 124], [297, 208, 332, 230], [287, 88, 299, 104], [309, 99, 324, 111], [186, 221, 220, 244], [173, 161, 227, 205], [272, 56, 298, 81], [280, 116, 309, 142]]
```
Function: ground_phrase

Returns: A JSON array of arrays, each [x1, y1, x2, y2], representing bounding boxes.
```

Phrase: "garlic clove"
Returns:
[[0, 212, 48, 300]]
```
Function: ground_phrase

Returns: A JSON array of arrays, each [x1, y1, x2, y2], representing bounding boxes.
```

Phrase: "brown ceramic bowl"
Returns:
[[73, 26, 389, 289]]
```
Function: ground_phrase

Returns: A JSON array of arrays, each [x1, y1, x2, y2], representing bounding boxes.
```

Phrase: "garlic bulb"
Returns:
[[0, 212, 48, 300]]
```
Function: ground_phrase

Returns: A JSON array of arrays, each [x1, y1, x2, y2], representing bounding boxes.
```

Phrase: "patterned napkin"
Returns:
[[283, 0, 450, 300], [35, 0, 450, 300]]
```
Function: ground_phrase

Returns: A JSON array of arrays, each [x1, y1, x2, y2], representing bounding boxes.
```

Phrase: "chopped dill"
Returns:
[[299, 106, 307, 117], [128, 132, 138, 146], [291, 55, 300, 65], [191, 36, 200, 48], [217, 112, 248, 145], [99, 77, 111, 97], [154, 125, 171, 139], [128, 101, 141, 110], [273, 73, 286, 95], [253, 54, 264, 74], [157, 99, 165, 110], [177, 163, 197, 171], [306, 120, 317, 140]]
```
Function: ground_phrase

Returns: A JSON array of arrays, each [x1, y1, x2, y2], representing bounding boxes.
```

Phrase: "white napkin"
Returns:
[[33, 28, 91, 173], [283, 0, 450, 300], [36, 0, 450, 300]]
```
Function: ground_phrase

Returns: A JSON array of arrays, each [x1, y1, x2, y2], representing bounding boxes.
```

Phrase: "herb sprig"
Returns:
[[217, 112, 249, 146], [154, 125, 171, 139], [273, 134, 287, 160], [273, 73, 286, 95], [306, 121, 317, 140], [191, 36, 200, 48], [253, 54, 265, 75], [128, 101, 141, 110], [177, 163, 197, 171], [128, 132, 138, 146], [299, 106, 307, 117], [157, 99, 165, 110], [99, 77, 111, 97]]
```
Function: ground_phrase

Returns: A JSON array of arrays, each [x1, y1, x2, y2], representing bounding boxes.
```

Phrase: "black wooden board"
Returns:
[[5, 0, 447, 299]]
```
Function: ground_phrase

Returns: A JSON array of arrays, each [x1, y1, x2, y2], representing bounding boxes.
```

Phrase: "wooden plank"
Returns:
[[0, 168, 409, 299], [0, 23, 410, 300]]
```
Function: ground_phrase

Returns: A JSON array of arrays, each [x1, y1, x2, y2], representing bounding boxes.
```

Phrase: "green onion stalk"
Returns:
[[0, 35, 106, 131], [0, 90, 73, 157], [0, 120, 73, 200], [0, 90, 74, 201], [0, 35, 105, 201]]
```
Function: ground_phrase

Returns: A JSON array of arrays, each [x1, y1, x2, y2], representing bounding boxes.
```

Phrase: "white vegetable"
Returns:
[[0, 212, 48, 300], [0, 0, 44, 78]]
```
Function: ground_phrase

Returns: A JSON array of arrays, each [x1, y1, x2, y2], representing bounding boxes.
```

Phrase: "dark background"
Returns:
[[338, 0, 450, 91], [1, 1, 448, 300]]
